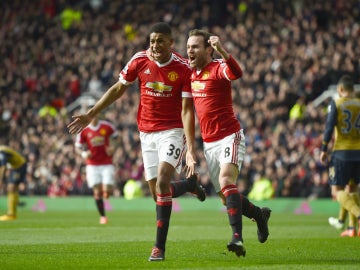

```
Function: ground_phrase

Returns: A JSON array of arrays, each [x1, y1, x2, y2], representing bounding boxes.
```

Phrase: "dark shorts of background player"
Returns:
[[329, 156, 360, 187], [8, 163, 27, 185]]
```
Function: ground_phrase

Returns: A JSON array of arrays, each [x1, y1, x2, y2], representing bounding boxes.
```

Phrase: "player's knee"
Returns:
[[7, 184, 16, 193], [336, 190, 346, 202], [103, 191, 110, 199], [331, 186, 343, 200], [149, 188, 157, 202], [93, 190, 101, 199], [156, 180, 169, 192]]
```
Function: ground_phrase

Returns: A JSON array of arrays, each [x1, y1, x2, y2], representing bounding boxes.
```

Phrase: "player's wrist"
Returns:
[[219, 49, 229, 60], [320, 142, 328, 152], [81, 151, 89, 159]]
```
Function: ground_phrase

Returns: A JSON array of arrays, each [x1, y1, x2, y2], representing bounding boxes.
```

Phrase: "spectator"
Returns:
[[248, 171, 275, 201], [0, 0, 359, 200]]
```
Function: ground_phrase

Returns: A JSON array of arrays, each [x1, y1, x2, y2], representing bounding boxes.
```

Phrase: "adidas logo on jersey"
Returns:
[[144, 68, 151, 75]]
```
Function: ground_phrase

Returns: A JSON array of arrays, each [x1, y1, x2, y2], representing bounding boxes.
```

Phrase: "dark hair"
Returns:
[[149, 22, 172, 36], [338, 75, 354, 92], [188, 29, 212, 47]]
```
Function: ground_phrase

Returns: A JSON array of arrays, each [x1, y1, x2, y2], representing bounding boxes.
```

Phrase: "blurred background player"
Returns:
[[75, 114, 118, 224], [186, 29, 271, 257], [0, 145, 27, 221], [328, 180, 360, 237], [68, 22, 205, 261], [320, 75, 360, 237]]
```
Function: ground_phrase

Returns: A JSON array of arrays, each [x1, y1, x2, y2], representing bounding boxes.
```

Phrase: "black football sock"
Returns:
[[222, 185, 243, 241], [155, 193, 172, 250], [171, 181, 188, 198], [239, 194, 262, 220], [95, 198, 105, 216]]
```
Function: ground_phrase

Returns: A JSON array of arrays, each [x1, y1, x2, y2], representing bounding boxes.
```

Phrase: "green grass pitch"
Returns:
[[0, 197, 359, 269]]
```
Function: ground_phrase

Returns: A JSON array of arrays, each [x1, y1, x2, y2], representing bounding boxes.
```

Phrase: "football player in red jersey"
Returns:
[[186, 29, 271, 257], [75, 115, 118, 224], [68, 22, 205, 261]]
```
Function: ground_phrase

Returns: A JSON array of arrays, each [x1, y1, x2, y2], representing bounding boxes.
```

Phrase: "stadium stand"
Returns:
[[0, 0, 359, 199]]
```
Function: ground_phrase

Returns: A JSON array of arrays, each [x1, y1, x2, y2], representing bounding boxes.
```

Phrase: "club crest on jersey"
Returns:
[[168, 71, 178, 82], [146, 81, 172, 92], [100, 128, 107, 136], [201, 71, 210, 79]]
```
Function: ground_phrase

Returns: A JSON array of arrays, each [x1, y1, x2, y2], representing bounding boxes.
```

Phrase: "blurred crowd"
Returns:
[[1, 0, 359, 200]]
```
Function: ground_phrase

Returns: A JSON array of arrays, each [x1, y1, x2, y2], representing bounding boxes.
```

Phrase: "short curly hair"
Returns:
[[149, 22, 172, 36]]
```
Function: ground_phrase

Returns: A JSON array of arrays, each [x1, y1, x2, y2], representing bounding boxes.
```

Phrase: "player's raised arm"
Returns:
[[208, 35, 242, 78], [208, 35, 229, 60], [67, 81, 127, 134]]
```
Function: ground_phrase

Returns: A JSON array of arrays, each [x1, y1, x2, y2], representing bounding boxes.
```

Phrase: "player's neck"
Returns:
[[341, 92, 353, 98], [157, 53, 172, 65], [197, 58, 212, 70]]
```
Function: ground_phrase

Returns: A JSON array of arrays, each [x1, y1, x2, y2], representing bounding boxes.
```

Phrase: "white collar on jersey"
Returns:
[[88, 121, 101, 130], [154, 53, 174, 67]]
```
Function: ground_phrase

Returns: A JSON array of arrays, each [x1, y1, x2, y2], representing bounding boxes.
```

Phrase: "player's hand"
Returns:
[[208, 36, 223, 53], [67, 114, 92, 134], [184, 151, 197, 178], [81, 150, 91, 159], [105, 145, 114, 156], [319, 151, 328, 165]]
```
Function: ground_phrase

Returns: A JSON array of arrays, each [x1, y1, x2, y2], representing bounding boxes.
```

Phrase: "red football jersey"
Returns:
[[191, 57, 242, 142], [75, 120, 117, 165], [119, 51, 192, 132]]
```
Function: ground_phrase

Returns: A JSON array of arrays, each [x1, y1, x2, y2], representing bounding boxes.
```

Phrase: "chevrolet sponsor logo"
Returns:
[[90, 136, 105, 146], [146, 82, 173, 92], [191, 81, 205, 91]]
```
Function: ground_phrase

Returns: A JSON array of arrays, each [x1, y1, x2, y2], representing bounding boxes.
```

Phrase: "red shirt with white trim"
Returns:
[[190, 56, 243, 142], [119, 51, 192, 133], [75, 120, 117, 165]]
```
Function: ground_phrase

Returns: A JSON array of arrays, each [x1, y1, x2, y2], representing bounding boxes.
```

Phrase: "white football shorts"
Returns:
[[140, 128, 185, 181], [85, 164, 115, 188], [203, 129, 246, 192]]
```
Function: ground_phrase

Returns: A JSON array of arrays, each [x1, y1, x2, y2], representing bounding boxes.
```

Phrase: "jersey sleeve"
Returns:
[[181, 68, 192, 98], [0, 151, 7, 166], [321, 99, 337, 151], [225, 55, 242, 79], [119, 51, 145, 85], [218, 55, 242, 81], [106, 121, 118, 138], [75, 133, 85, 149]]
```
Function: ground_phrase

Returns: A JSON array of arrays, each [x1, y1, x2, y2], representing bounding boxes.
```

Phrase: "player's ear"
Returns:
[[337, 85, 344, 95], [207, 46, 214, 57], [168, 39, 175, 52]]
